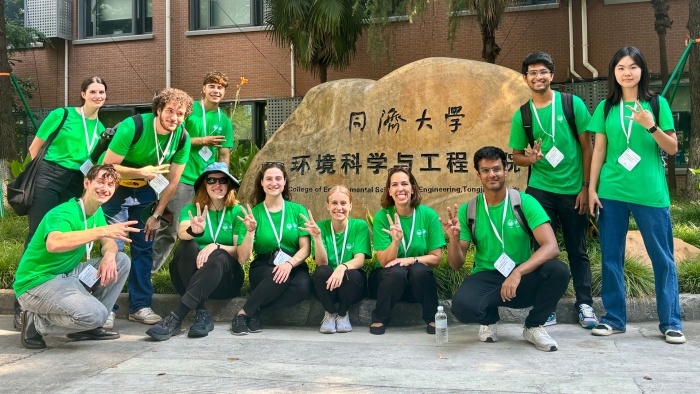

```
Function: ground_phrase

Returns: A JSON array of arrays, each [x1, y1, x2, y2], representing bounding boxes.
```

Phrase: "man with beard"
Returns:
[[442, 146, 570, 352], [15, 165, 139, 349], [151, 72, 235, 274], [101, 88, 193, 327]]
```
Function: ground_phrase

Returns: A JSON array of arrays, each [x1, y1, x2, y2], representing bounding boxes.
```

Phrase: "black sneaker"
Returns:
[[20, 311, 46, 349], [231, 314, 249, 336], [188, 310, 215, 338], [247, 316, 263, 333], [146, 313, 181, 341], [14, 309, 22, 332]]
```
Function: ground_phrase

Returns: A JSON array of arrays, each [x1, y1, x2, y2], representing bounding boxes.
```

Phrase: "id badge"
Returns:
[[545, 146, 564, 168], [199, 146, 213, 161], [617, 148, 641, 171], [494, 253, 516, 277], [78, 264, 100, 288], [80, 160, 94, 176], [273, 250, 293, 266], [149, 174, 170, 194]]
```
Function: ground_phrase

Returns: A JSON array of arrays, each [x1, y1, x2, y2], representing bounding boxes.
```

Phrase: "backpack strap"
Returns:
[[130, 114, 144, 148], [176, 128, 189, 153], [650, 95, 660, 126], [519, 102, 535, 148], [560, 92, 579, 143], [507, 189, 533, 241], [604, 99, 613, 120], [466, 194, 479, 247]]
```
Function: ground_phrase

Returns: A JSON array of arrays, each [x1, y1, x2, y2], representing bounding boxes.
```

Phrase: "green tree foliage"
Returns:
[[264, 0, 365, 83]]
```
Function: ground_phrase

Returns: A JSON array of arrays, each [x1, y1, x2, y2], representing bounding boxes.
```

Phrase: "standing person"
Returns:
[[232, 162, 312, 335], [444, 147, 570, 352], [369, 167, 445, 335], [15, 76, 108, 331], [100, 88, 193, 327], [510, 52, 597, 328], [151, 72, 235, 274], [588, 46, 684, 344], [146, 162, 244, 341], [300, 186, 371, 334], [15, 165, 139, 349]]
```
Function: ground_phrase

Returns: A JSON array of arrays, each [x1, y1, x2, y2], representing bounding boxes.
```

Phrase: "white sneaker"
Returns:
[[665, 330, 686, 344], [523, 326, 558, 352], [129, 307, 162, 325], [478, 324, 498, 342], [543, 312, 557, 327], [320, 312, 337, 334], [591, 324, 624, 336], [335, 314, 352, 333], [103, 312, 116, 330], [578, 304, 598, 329]]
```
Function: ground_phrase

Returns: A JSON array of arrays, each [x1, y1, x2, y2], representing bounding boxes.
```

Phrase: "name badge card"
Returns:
[[494, 253, 516, 277], [80, 160, 94, 176], [617, 148, 641, 171], [78, 264, 100, 288], [199, 146, 213, 161], [545, 146, 564, 168], [149, 174, 170, 194], [273, 250, 293, 266]]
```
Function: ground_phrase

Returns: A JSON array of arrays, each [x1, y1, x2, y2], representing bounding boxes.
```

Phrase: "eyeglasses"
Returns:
[[206, 177, 230, 185], [479, 166, 504, 175], [525, 70, 552, 77], [263, 162, 285, 168]]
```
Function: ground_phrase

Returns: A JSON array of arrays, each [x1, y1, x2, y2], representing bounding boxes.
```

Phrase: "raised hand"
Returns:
[[140, 164, 170, 180], [188, 203, 209, 234], [299, 209, 321, 238], [625, 100, 655, 129], [441, 204, 461, 239], [100, 220, 140, 243], [236, 204, 257, 232], [524, 139, 544, 164], [381, 213, 404, 243]]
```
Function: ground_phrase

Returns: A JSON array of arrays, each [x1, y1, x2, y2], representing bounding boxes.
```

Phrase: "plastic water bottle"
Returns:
[[435, 306, 448, 344]]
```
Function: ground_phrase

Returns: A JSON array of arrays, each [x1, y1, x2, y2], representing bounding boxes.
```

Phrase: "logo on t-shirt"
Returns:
[[415, 229, 427, 237], [557, 115, 564, 123], [507, 219, 521, 229], [222, 222, 232, 231], [346, 243, 353, 250], [286, 223, 298, 231]]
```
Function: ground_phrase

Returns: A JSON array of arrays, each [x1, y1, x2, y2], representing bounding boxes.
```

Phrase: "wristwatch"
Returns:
[[582, 181, 590, 187], [151, 213, 162, 220], [647, 124, 659, 134]]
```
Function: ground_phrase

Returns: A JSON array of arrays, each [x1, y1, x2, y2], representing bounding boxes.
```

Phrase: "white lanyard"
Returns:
[[201, 100, 221, 136], [331, 220, 350, 265], [396, 208, 416, 258], [530, 90, 556, 143], [619, 100, 637, 147], [264, 202, 285, 249], [78, 198, 95, 262], [482, 192, 509, 253], [153, 119, 175, 166], [206, 207, 227, 244], [80, 107, 99, 153]]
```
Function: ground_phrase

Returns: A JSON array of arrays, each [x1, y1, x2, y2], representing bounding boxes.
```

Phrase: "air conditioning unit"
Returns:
[[24, 0, 74, 40]]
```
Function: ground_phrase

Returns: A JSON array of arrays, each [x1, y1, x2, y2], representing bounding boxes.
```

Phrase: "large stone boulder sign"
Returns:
[[239, 57, 531, 219]]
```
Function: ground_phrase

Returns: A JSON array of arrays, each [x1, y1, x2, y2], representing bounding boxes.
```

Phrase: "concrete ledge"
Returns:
[[3, 289, 700, 326]]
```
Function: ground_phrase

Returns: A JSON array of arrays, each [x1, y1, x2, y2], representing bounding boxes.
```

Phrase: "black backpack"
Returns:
[[90, 114, 188, 163], [466, 188, 534, 248]]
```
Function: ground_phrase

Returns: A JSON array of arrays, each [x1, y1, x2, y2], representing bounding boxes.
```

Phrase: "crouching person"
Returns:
[[14, 165, 139, 349], [443, 147, 570, 352]]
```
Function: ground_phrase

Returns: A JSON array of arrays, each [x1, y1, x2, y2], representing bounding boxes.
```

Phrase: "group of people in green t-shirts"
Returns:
[[13, 46, 685, 352]]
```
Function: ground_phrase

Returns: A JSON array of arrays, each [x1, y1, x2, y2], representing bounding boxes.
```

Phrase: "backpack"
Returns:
[[90, 114, 188, 163], [603, 94, 660, 123], [466, 188, 533, 248], [520, 92, 579, 149]]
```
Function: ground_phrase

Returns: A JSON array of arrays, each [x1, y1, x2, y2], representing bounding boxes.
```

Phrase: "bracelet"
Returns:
[[216, 243, 221, 249], [186, 226, 205, 237], [341, 263, 349, 271], [286, 261, 294, 268]]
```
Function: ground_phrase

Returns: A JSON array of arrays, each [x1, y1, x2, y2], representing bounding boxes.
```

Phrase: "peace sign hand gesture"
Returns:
[[299, 210, 321, 239], [188, 203, 208, 234], [525, 138, 544, 164], [625, 100, 655, 129], [441, 204, 461, 240], [237, 204, 258, 232], [382, 213, 404, 243]]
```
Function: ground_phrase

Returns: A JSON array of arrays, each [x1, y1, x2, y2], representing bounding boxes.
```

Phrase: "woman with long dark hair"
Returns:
[[231, 162, 312, 335], [588, 46, 684, 344]]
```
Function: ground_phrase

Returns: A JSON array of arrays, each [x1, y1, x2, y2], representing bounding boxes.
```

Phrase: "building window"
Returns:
[[191, 0, 265, 30], [81, 0, 153, 38]]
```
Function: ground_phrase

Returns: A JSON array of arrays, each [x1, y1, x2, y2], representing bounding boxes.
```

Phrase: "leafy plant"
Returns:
[[591, 255, 656, 298], [678, 257, 700, 294], [229, 143, 259, 181], [8, 153, 31, 179]]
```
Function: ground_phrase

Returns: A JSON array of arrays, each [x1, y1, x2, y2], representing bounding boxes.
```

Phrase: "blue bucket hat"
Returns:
[[194, 162, 240, 191]]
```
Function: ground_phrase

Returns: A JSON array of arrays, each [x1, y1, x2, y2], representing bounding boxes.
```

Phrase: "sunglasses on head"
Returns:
[[206, 177, 230, 185], [263, 161, 285, 168]]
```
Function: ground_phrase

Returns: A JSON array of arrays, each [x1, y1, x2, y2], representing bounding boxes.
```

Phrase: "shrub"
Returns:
[[678, 256, 700, 294], [591, 254, 656, 298]]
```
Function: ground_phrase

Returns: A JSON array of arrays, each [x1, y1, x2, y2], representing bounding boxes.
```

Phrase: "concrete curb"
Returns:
[[3, 289, 700, 326]]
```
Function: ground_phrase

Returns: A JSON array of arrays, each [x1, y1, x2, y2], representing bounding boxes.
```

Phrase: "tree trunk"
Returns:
[[319, 64, 328, 84], [685, 1, 700, 199], [0, 0, 19, 164], [480, 23, 500, 64]]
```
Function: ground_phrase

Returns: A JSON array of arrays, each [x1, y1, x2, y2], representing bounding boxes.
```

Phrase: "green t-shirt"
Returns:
[[587, 97, 675, 207], [179, 203, 246, 248], [101, 113, 190, 168], [237, 200, 310, 256], [314, 218, 372, 270], [458, 192, 550, 274], [13, 199, 108, 297], [509, 91, 592, 195], [372, 204, 446, 268], [37, 107, 106, 170], [181, 102, 235, 185]]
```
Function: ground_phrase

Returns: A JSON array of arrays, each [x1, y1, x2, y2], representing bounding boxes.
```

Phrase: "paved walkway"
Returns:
[[1, 316, 698, 393]]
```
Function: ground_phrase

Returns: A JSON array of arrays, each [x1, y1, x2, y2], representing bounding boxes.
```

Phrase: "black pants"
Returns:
[[526, 186, 593, 310], [169, 240, 244, 310], [313, 265, 366, 316], [368, 264, 438, 325], [452, 260, 570, 328], [242, 253, 313, 316]]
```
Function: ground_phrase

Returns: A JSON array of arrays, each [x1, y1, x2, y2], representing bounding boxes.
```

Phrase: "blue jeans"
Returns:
[[101, 184, 157, 314], [598, 198, 682, 333]]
